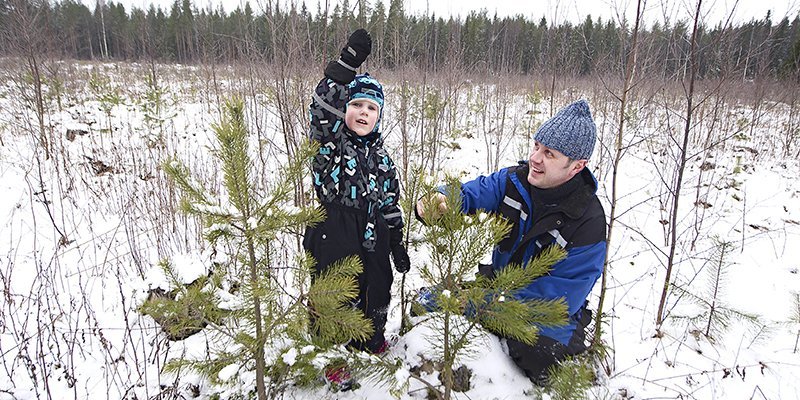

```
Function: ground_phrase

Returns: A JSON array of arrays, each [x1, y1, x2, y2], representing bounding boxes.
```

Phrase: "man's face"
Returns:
[[345, 99, 380, 136], [527, 141, 587, 189]]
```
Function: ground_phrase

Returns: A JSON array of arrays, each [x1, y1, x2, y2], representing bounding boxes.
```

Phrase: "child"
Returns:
[[304, 29, 410, 356]]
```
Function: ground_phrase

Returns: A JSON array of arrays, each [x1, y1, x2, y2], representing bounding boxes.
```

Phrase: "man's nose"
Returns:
[[530, 149, 542, 163]]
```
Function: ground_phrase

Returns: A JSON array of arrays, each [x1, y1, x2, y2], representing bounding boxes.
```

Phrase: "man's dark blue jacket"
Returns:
[[451, 162, 607, 345]]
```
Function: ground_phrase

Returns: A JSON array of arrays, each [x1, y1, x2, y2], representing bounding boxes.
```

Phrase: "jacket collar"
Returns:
[[344, 126, 382, 147], [514, 165, 597, 221]]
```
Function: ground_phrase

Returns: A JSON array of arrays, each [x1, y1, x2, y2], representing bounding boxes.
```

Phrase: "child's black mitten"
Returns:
[[392, 245, 410, 273], [389, 228, 411, 273], [325, 29, 372, 84], [341, 28, 372, 69]]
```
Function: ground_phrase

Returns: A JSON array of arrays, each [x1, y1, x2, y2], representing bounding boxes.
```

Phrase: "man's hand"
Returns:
[[415, 192, 449, 221]]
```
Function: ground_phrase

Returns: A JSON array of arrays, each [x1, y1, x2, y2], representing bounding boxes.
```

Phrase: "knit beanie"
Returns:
[[347, 73, 384, 133], [534, 99, 597, 160]]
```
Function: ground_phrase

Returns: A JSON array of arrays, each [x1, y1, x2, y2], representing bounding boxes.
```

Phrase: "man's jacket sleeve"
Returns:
[[515, 235, 606, 317]]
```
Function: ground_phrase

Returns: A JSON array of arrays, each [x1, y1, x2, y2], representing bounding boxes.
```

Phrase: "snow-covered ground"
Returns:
[[1, 61, 799, 399]]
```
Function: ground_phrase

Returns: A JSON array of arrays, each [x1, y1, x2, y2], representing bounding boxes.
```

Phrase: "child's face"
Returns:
[[345, 99, 380, 136]]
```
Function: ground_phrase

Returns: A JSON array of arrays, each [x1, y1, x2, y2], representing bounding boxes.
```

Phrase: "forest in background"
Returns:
[[1, 0, 800, 81], [3, 0, 800, 398]]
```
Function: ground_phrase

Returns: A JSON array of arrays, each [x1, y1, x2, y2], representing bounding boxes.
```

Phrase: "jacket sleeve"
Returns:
[[380, 154, 404, 230], [514, 240, 606, 317], [309, 78, 349, 185], [438, 169, 508, 214]]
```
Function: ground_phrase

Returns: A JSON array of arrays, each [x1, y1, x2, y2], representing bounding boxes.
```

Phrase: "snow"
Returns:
[[282, 348, 299, 366], [169, 251, 211, 285], [2, 61, 800, 400], [218, 363, 240, 381]]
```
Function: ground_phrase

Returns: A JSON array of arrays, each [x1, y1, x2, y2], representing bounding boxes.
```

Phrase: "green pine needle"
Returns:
[[151, 96, 380, 397]]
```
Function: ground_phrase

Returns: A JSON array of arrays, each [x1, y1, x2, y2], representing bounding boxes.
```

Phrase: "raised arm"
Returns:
[[308, 29, 372, 144], [308, 30, 372, 195]]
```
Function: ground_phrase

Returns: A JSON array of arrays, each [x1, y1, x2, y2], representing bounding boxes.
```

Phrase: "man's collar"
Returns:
[[530, 173, 583, 204], [524, 168, 594, 219]]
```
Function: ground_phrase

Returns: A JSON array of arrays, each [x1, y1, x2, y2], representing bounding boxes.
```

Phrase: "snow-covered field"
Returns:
[[1, 61, 799, 399]]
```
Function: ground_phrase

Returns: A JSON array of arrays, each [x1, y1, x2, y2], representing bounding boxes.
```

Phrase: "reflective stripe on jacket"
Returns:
[[453, 163, 607, 345], [308, 78, 404, 251]]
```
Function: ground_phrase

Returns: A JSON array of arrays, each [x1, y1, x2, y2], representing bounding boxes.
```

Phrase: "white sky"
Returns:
[[98, 0, 798, 25]]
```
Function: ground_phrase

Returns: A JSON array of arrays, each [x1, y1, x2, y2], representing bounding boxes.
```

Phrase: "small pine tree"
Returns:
[[396, 165, 435, 334], [412, 177, 569, 400], [545, 355, 595, 400], [88, 70, 122, 134], [146, 97, 378, 399], [672, 238, 762, 344], [139, 259, 227, 341], [139, 65, 176, 147], [790, 292, 800, 353]]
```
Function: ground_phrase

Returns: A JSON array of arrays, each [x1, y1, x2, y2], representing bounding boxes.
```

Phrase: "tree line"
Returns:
[[1, 0, 799, 81]]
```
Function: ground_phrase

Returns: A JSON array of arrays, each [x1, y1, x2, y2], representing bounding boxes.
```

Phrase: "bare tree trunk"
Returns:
[[400, 80, 410, 179], [442, 311, 453, 400], [656, 0, 703, 329], [595, 0, 644, 353], [549, 73, 556, 117], [26, 53, 50, 159], [785, 92, 799, 157], [248, 237, 268, 400], [5, 0, 53, 159], [99, 0, 109, 59]]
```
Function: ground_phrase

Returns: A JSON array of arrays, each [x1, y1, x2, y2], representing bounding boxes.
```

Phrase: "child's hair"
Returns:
[[347, 74, 385, 133]]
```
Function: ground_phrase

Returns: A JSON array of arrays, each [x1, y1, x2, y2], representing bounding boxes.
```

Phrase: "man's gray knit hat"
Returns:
[[534, 99, 597, 160]]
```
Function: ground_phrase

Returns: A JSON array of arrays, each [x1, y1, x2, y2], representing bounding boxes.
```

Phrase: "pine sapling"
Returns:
[[140, 65, 176, 147], [412, 177, 569, 400], [791, 292, 800, 353], [138, 259, 227, 341], [672, 238, 762, 344], [147, 97, 377, 399], [545, 355, 595, 400], [88, 70, 122, 135], [396, 165, 432, 335]]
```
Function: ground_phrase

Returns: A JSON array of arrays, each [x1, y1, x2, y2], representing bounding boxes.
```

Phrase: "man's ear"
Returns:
[[570, 159, 588, 176]]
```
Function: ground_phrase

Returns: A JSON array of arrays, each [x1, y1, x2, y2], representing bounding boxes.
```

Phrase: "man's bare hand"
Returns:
[[416, 192, 448, 221]]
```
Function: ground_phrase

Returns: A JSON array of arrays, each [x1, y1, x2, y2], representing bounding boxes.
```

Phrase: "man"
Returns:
[[415, 99, 607, 384]]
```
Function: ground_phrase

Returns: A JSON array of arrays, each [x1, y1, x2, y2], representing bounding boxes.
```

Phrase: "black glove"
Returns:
[[324, 29, 372, 84], [392, 245, 410, 273], [341, 28, 372, 69], [389, 228, 411, 273], [476, 263, 495, 280]]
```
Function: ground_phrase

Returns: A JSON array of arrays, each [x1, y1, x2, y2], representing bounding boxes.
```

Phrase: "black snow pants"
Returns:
[[505, 306, 592, 385], [303, 203, 393, 353]]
